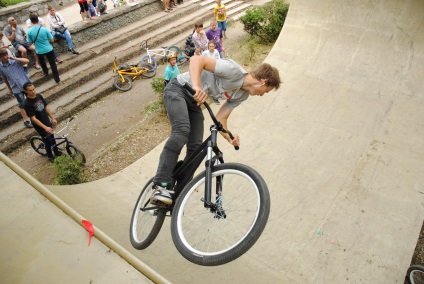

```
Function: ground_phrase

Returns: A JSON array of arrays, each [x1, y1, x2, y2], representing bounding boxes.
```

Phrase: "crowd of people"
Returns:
[[1, 0, 282, 174], [1, 5, 79, 140]]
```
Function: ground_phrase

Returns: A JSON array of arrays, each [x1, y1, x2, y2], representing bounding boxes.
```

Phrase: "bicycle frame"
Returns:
[[142, 83, 236, 214], [113, 57, 149, 81]]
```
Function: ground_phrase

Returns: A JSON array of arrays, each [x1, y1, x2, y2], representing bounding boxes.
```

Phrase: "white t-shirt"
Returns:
[[202, 49, 220, 59], [26, 17, 45, 28]]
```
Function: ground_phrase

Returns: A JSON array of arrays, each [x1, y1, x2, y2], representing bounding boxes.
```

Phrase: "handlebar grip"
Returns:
[[182, 83, 195, 95], [227, 132, 239, 151]]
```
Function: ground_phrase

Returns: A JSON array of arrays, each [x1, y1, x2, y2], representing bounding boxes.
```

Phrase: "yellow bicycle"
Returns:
[[112, 57, 156, 91]]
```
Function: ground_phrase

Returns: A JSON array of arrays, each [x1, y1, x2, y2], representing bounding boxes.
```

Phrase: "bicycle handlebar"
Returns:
[[181, 83, 239, 150]]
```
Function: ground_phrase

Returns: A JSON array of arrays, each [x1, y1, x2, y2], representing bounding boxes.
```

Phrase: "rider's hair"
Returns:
[[251, 63, 282, 89]]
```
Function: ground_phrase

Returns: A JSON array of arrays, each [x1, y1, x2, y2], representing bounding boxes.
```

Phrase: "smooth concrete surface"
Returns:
[[0, 157, 155, 283], [2, 0, 424, 283]]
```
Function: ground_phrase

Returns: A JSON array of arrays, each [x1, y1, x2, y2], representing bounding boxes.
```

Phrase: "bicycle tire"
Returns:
[[66, 144, 86, 164], [167, 46, 182, 57], [30, 136, 47, 156], [407, 265, 424, 284], [176, 55, 189, 67], [113, 75, 132, 91], [171, 163, 270, 266], [130, 177, 166, 249], [140, 63, 156, 78], [141, 55, 157, 70]]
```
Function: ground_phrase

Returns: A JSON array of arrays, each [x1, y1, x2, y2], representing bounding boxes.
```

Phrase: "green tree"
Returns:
[[240, 0, 289, 43]]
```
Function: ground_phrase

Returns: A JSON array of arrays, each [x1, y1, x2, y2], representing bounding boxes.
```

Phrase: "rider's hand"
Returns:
[[44, 126, 54, 134], [51, 118, 58, 126], [193, 87, 208, 106], [227, 133, 240, 147]]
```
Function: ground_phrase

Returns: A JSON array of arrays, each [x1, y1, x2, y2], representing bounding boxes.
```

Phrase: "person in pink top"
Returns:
[[192, 22, 208, 56]]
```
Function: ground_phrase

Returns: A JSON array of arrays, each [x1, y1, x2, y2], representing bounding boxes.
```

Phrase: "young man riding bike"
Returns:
[[150, 56, 281, 206]]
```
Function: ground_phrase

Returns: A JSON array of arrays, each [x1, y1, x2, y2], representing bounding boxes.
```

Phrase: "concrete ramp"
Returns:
[[2, 0, 424, 283]]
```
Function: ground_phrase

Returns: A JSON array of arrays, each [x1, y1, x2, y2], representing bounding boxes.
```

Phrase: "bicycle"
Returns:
[[406, 265, 424, 284], [112, 56, 156, 91], [30, 117, 86, 164], [140, 37, 189, 70], [129, 83, 270, 266]]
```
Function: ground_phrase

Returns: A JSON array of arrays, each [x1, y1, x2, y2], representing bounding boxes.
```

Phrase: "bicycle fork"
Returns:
[[202, 128, 226, 219]]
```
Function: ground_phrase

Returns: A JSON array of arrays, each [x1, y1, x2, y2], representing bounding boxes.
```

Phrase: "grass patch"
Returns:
[[0, 0, 30, 7]]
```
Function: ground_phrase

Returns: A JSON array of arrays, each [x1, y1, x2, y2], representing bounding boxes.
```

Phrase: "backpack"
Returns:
[[184, 33, 196, 57]]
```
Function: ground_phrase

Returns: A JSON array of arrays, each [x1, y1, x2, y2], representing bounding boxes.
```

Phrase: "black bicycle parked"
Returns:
[[30, 117, 86, 164], [130, 84, 270, 266]]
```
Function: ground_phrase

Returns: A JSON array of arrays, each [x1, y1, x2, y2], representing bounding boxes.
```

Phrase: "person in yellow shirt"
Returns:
[[214, 0, 227, 38]]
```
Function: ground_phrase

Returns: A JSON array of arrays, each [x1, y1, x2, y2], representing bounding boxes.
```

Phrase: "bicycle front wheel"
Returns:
[[141, 55, 157, 70], [171, 163, 270, 266], [407, 265, 424, 284], [167, 46, 182, 57], [66, 144, 86, 164], [30, 136, 47, 156], [176, 55, 189, 67], [140, 63, 156, 78], [114, 75, 132, 91], [130, 178, 166, 249]]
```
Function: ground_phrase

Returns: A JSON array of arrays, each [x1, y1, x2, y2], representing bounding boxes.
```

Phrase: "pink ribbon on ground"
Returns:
[[82, 219, 94, 246]]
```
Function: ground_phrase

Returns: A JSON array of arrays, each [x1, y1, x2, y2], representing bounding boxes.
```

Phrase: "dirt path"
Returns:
[[8, 21, 272, 184]]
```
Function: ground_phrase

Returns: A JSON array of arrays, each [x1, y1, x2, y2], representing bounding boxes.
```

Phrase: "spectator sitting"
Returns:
[[88, 0, 97, 17], [3, 17, 41, 69], [202, 40, 220, 59], [46, 6, 79, 55], [0, 31, 15, 57]]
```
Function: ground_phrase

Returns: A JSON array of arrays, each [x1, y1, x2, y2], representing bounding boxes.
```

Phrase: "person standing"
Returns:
[[0, 48, 33, 128], [3, 17, 41, 69], [27, 14, 60, 83], [214, 0, 227, 38], [192, 23, 208, 54], [23, 82, 62, 162], [202, 40, 220, 59], [46, 6, 80, 55], [206, 19, 225, 59], [149, 56, 281, 206], [27, 10, 63, 64], [163, 53, 180, 86]]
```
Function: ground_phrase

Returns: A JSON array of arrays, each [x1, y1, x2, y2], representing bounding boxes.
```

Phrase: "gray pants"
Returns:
[[154, 79, 204, 184]]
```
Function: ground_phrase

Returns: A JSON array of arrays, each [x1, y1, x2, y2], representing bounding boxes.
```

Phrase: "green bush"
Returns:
[[147, 77, 167, 114], [240, 0, 289, 44], [0, 0, 30, 7], [53, 155, 86, 185]]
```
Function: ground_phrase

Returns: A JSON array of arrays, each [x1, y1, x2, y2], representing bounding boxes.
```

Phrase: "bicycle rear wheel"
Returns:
[[30, 136, 47, 156], [176, 55, 189, 67], [130, 177, 166, 249], [140, 63, 156, 78], [167, 46, 182, 57], [407, 265, 424, 284], [66, 144, 86, 164], [171, 163, 270, 266], [113, 75, 132, 91], [141, 55, 157, 70]]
